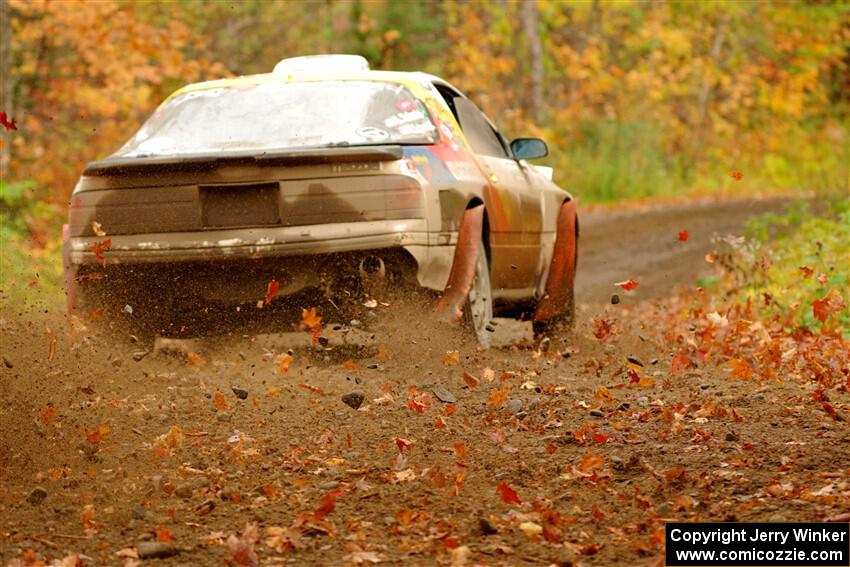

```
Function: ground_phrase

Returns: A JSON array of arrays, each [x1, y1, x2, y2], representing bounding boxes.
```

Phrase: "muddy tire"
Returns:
[[463, 239, 493, 348]]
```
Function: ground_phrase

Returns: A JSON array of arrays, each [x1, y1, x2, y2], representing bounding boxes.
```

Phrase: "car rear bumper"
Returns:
[[67, 219, 430, 265]]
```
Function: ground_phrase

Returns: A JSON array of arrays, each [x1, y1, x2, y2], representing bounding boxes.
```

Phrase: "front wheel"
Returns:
[[463, 239, 494, 348]]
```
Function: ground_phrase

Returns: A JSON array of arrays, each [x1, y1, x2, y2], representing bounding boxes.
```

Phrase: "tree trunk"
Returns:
[[0, 0, 13, 177], [521, 0, 544, 123]]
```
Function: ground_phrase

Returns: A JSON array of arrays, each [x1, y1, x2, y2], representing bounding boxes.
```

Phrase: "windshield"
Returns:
[[115, 80, 439, 157]]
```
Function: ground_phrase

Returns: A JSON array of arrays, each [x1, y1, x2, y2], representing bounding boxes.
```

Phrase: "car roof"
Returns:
[[169, 70, 463, 102]]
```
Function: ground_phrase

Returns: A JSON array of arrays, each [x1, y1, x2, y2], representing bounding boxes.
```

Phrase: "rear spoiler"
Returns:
[[83, 145, 405, 176]]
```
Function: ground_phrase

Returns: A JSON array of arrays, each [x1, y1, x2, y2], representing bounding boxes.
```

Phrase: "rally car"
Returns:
[[63, 54, 578, 347]]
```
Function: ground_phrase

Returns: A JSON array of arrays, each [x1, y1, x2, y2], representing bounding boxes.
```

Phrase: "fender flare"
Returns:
[[435, 203, 485, 321], [534, 198, 578, 322]]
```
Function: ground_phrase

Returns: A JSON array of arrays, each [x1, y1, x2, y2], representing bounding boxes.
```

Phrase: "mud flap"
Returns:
[[534, 199, 577, 322], [435, 204, 485, 321]]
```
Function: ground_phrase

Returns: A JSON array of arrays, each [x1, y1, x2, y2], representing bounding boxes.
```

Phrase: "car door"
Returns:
[[450, 97, 543, 293]]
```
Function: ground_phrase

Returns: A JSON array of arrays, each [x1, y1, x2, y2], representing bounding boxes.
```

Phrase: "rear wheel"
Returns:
[[463, 239, 493, 348]]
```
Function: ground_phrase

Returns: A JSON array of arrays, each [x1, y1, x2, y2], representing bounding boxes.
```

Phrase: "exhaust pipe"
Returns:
[[359, 255, 386, 280]]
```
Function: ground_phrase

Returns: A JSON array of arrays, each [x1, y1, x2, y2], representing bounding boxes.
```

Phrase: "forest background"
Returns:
[[0, 0, 847, 296]]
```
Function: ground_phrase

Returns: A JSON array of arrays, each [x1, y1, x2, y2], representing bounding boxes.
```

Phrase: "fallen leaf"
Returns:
[[442, 350, 460, 366], [729, 171, 743, 180], [264, 280, 279, 306], [186, 351, 207, 366], [277, 353, 293, 374], [91, 239, 111, 264], [453, 442, 468, 466], [463, 371, 479, 387], [670, 353, 690, 374], [678, 230, 689, 241], [313, 489, 342, 520], [577, 452, 605, 474], [727, 358, 753, 380], [594, 386, 613, 404], [80, 504, 96, 529], [487, 386, 509, 409], [213, 391, 229, 411], [812, 289, 845, 323], [40, 403, 59, 425], [395, 437, 414, 452], [614, 279, 639, 291], [156, 527, 173, 542], [496, 482, 522, 505], [228, 523, 260, 567], [799, 266, 813, 279]]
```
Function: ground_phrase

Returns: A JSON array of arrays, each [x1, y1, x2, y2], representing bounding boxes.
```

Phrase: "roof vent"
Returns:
[[273, 54, 370, 75]]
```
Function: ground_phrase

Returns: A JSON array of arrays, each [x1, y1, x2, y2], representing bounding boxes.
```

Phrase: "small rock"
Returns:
[[319, 480, 340, 490], [26, 487, 47, 505], [637, 396, 649, 407], [354, 376, 363, 385], [216, 411, 231, 422], [350, 319, 361, 327], [478, 517, 499, 535], [131, 505, 147, 520], [342, 391, 365, 410], [538, 337, 550, 353], [432, 386, 457, 404], [123, 304, 134, 315], [611, 294, 620, 305], [725, 432, 739, 442], [112, 358, 123, 367], [700, 383, 711, 389], [505, 399, 523, 414], [137, 542, 179, 559], [610, 456, 625, 471], [650, 358, 659, 365], [3, 356, 13, 368], [754, 393, 766, 401], [627, 356, 644, 367], [231, 387, 249, 400], [656, 502, 672, 515], [616, 402, 630, 411], [603, 344, 616, 354], [132, 351, 148, 362], [195, 499, 216, 516], [589, 409, 604, 417], [238, 351, 247, 360], [174, 483, 194, 499]]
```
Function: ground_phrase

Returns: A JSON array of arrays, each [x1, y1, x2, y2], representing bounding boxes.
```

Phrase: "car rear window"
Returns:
[[115, 80, 438, 157]]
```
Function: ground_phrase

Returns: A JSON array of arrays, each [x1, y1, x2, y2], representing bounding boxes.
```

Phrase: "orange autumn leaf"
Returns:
[[670, 353, 690, 374], [213, 391, 229, 411], [727, 358, 754, 380], [297, 383, 325, 396], [186, 351, 207, 366], [40, 403, 59, 424], [453, 442, 468, 466], [594, 386, 613, 404], [86, 424, 109, 444], [799, 266, 813, 279], [313, 489, 341, 521], [614, 279, 639, 291], [496, 482, 521, 505], [277, 353, 293, 374], [729, 171, 744, 180], [395, 437, 414, 452], [812, 289, 846, 323], [407, 398, 427, 413], [577, 452, 605, 474], [80, 504, 96, 529], [155, 527, 173, 542], [442, 350, 460, 366], [463, 371, 480, 387], [487, 386, 510, 409], [91, 239, 111, 264]]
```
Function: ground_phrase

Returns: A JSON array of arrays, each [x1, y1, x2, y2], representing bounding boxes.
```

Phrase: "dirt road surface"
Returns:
[[2, 196, 848, 567]]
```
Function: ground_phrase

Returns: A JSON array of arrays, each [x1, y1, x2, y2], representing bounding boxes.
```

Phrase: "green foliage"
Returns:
[[0, 179, 64, 307], [733, 196, 850, 337]]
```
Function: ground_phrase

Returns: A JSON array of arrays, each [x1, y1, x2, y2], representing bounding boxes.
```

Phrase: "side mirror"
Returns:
[[510, 137, 548, 160]]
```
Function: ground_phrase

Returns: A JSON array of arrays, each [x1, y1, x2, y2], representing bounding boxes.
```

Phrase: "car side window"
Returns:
[[453, 98, 510, 159], [432, 84, 510, 159]]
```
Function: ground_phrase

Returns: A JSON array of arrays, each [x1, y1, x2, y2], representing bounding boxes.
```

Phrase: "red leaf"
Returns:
[[0, 111, 17, 131], [313, 489, 342, 521], [264, 279, 279, 306], [677, 230, 689, 242], [395, 437, 414, 452], [496, 482, 522, 505], [812, 289, 845, 323], [670, 353, 690, 374], [729, 171, 743, 180], [799, 266, 813, 279], [407, 399, 426, 413], [614, 279, 639, 291], [91, 239, 111, 264]]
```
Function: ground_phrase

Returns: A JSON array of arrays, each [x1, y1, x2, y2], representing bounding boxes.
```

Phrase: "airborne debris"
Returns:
[[342, 391, 365, 410]]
